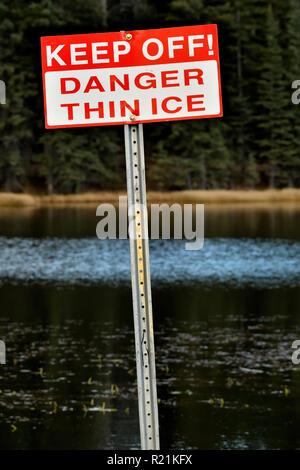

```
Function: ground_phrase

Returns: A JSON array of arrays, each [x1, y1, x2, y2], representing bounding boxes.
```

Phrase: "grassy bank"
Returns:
[[1, 189, 300, 208]]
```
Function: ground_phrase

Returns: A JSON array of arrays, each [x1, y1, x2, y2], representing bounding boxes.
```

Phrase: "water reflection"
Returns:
[[0, 204, 300, 239], [0, 207, 299, 449]]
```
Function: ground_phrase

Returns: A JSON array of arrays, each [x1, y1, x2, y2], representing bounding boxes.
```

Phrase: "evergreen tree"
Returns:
[[255, 3, 287, 188], [281, 0, 300, 186], [1, 0, 300, 192]]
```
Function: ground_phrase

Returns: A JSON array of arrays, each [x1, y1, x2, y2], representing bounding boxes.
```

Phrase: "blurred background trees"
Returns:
[[0, 0, 300, 193]]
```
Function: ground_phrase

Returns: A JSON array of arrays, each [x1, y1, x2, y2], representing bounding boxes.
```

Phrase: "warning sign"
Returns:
[[41, 25, 222, 128]]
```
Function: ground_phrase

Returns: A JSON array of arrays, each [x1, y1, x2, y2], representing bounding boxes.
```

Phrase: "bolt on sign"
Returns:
[[41, 25, 222, 128]]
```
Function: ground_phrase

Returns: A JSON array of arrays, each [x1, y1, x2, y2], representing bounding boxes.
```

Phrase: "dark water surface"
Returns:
[[0, 205, 299, 449]]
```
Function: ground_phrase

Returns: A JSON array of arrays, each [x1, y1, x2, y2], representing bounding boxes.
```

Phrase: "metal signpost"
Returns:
[[124, 123, 159, 449], [40, 24, 222, 450]]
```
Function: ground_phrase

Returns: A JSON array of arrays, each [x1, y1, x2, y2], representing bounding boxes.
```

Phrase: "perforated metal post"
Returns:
[[124, 123, 160, 450]]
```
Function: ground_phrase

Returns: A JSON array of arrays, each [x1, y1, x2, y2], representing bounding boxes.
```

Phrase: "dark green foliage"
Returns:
[[0, 0, 300, 192]]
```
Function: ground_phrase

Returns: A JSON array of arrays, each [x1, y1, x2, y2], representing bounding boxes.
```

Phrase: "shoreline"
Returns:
[[0, 189, 300, 208]]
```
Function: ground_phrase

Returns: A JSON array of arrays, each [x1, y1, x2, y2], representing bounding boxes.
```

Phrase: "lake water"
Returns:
[[0, 205, 299, 449]]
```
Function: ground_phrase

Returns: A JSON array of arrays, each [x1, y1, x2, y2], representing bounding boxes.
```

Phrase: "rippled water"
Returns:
[[1, 237, 300, 288], [0, 206, 299, 449]]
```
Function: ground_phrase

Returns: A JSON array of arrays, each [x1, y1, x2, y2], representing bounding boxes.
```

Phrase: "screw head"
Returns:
[[130, 114, 136, 121], [126, 33, 132, 40]]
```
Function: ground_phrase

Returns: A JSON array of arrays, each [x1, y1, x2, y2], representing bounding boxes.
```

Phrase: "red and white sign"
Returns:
[[41, 25, 222, 128]]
